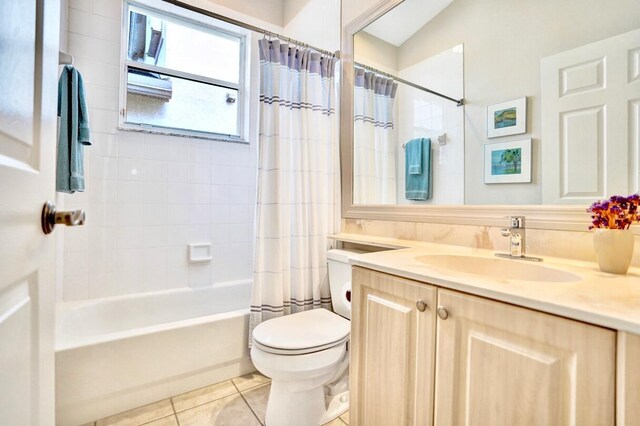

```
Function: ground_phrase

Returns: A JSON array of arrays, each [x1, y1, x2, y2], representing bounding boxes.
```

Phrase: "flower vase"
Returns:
[[593, 229, 634, 274]]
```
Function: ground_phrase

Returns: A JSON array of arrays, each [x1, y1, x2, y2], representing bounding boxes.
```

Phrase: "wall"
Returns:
[[397, 0, 640, 204], [354, 31, 398, 74], [396, 45, 463, 205], [57, 0, 280, 301], [284, 0, 340, 52]]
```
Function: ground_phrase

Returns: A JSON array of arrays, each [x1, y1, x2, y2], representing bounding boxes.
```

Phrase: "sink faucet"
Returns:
[[501, 216, 525, 257], [497, 217, 543, 261]]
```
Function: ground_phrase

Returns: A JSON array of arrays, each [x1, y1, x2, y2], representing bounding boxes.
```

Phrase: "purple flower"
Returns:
[[587, 193, 640, 230]]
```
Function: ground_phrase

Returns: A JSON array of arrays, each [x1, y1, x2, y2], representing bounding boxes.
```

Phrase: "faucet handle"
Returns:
[[500, 228, 511, 237], [507, 216, 525, 228]]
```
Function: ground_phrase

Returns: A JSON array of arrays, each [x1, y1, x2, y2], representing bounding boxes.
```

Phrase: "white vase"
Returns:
[[593, 229, 634, 274]]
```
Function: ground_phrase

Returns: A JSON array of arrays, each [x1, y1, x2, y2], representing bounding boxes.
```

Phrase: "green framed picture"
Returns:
[[484, 138, 531, 184]]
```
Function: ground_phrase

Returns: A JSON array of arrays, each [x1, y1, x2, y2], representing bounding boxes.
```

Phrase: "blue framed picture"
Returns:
[[487, 97, 527, 138], [484, 138, 531, 184]]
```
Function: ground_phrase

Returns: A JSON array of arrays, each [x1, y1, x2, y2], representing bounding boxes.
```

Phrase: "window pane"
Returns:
[[128, 5, 241, 84], [125, 68, 239, 136]]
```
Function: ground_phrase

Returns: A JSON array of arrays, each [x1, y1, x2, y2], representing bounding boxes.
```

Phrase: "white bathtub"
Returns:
[[55, 280, 255, 426]]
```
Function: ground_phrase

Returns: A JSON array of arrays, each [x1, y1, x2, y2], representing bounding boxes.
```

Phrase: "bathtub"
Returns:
[[55, 280, 255, 426]]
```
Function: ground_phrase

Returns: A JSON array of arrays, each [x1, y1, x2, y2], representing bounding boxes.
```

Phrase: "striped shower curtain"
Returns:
[[353, 68, 398, 204], [250, 39, 340, 345]]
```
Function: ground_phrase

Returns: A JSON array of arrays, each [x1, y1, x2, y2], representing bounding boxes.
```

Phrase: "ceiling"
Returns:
[[362, 0, 455, 46]]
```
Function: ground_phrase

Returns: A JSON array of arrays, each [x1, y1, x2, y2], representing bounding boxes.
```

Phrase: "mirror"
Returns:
[[349, 0, 640, 208]]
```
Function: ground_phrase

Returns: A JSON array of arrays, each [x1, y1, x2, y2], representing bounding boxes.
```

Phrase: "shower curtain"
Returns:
[[250, 39, 340, 344], [353, 68, 398, 204]]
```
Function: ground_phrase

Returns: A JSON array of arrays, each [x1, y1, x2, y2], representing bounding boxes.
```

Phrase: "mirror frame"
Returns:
[[340, 0, 597, 232]]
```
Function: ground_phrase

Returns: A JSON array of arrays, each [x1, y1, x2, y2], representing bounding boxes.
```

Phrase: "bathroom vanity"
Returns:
[[341, 237, 640, 426]]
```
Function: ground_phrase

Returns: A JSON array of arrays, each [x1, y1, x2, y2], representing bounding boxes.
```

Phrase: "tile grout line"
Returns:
[[169, 385, 238, 416], [232, 380, 265, 426], [169, 398, 181, 426]]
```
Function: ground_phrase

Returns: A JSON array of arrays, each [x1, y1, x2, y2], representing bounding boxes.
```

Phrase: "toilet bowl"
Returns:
[[250, 248, 364, 426]]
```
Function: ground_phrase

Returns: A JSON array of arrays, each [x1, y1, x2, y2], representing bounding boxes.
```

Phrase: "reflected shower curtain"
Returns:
[[250, 39, 340, 345], [353, 68, 398, 204]]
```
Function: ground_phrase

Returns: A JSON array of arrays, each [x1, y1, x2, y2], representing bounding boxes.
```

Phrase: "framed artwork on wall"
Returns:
[[486, 97, 527, 138], [484, 138, 531, 184]]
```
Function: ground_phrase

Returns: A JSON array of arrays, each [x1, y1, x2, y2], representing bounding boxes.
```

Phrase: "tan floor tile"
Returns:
[[96, 400, 173, 426], [340, 410, 349, 424], [241, 383, 270, 424], [231, 371, 270, 392], [176, 393, 261, 426], [322, 418, 346, 426], [172, 380, 237, 412], [141, 415, 178, 426], [80, 423, 96, 426]]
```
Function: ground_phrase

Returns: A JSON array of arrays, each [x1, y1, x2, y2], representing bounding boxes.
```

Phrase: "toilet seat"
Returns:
[[252, 308, 350, 355]]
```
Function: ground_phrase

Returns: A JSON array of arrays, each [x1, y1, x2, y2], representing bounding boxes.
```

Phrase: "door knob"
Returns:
[[41, 201, 86, 235], [416, 299, 427, 312], [437, 306, 449, 320]]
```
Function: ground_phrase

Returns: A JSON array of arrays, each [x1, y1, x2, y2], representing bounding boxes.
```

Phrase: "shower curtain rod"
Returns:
[[355, 62, 464, 107], [160, 0, 340, 58]]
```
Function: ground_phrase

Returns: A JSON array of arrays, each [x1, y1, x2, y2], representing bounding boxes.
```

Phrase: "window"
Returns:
[[120, 1, 248, 141]]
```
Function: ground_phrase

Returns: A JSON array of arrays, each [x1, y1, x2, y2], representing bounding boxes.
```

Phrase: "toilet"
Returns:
[[251, 248, 363, 426]]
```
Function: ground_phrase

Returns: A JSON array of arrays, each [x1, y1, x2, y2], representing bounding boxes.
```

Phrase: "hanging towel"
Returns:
[[405, 138, 431, 200], [57, 65, 91, 193], [406, 138, 422, 175]]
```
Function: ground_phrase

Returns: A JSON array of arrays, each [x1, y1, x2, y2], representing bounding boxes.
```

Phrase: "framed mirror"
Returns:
[[340, 0, 640, 230]]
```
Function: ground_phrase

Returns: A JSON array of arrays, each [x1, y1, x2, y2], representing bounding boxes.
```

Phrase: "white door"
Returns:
[[0, 1, 61, 425], [542, 28, 640, 204]]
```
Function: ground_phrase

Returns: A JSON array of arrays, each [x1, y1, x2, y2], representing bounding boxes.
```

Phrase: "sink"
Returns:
[[415, 254, 582, 283]]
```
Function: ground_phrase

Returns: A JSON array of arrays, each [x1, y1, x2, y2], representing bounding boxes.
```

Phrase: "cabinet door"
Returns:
[[617, 332, 640, 426], [351, 267, 437, 426], [434, 289, 616, 426]]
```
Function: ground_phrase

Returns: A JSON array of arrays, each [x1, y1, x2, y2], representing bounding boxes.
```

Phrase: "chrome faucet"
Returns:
[[501, 216, 525, 257], [496, 216, 542, 261]]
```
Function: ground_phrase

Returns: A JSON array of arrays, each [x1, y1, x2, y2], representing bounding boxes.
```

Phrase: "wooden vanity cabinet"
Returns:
[[351, 267, 617, 426], [617, 332, 640, 426], [435, 289, 615, 426], [350, 267, 437, 426]]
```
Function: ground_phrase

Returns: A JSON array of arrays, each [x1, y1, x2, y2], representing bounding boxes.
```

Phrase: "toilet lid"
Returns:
[[252, 308, 350, 355]]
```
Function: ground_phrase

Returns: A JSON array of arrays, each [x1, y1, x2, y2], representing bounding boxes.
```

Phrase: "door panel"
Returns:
[[542, 28, 640, 203], [434, 289, 616, 426], [0, 0, 60, 424]]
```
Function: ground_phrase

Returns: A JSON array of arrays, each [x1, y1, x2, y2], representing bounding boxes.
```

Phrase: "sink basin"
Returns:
[[415, 254, 582, 283]]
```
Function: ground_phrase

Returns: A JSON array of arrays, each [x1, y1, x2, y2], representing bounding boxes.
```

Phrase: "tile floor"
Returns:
[[83, 372, 350, 426]]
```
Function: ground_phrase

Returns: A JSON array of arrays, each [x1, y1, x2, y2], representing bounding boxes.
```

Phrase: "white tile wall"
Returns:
[[397, 45, 464, 205], [60, 0, 258, 301]]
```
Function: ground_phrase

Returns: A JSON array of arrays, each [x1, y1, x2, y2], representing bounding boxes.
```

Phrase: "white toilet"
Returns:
[[251, 248, 363, 426]]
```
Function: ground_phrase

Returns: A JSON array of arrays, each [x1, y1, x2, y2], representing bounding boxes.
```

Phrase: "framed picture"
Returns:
[[486, 97, 526, 138], [484, 138, 531, 184]]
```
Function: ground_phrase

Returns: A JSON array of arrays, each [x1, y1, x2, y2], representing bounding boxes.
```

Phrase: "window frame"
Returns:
[[119, 0, 250, 143]]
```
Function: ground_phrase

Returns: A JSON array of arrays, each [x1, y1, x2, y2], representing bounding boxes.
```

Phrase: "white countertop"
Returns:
[[331, 233, 640, 334]]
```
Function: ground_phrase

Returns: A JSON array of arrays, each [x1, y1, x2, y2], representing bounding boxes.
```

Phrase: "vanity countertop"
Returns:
[[330, 233, 640, 334]]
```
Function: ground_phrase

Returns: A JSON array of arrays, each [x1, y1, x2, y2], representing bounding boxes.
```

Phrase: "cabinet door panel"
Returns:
[[434, 289, 615, 426], [617, 331, 640, 426], [351, 267, 437, 426]]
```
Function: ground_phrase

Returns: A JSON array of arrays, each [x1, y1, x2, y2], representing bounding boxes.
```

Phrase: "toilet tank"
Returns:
[[327, 248, 367, 319]]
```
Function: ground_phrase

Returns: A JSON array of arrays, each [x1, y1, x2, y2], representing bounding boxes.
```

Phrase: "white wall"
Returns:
[[58, 0, 279, 301], [396, 45, 464, 205], [284, 0, 340, 52], [354, 31, 398, 74]]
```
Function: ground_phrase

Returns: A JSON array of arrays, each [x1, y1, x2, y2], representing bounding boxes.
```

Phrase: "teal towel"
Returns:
[[406, 138, 422, 175], [57, 65, 91, 193], [405, 138, 431, 200]]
